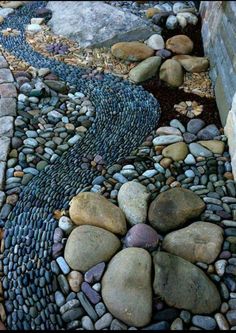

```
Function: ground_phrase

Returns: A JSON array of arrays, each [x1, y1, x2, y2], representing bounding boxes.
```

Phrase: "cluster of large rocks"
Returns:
[[111, 33, 209, 85]]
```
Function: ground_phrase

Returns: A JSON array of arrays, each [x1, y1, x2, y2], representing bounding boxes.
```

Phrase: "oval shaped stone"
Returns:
[[69, 192, 127, 235], [102, 248, 152, 327], [64, 225, 121, 272]]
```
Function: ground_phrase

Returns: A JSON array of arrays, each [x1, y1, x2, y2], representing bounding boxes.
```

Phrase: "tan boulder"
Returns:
[[69, 192, 127, 235], [102, 248, 152, 327], [198, 140, 225, 154], [111, 41, 154, 62], [64, 225, 121, 272], [162, 142, 188, 161], [173, 55, 209, 72], [162, 222, 224, 264], [1, 1, 23, 8], [166, 35, 194, 54], [159, 59, 184, 87]]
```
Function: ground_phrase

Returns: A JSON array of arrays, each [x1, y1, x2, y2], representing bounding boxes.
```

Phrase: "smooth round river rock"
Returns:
[[162, 222, 224, 263], [153, 252, 221, 314], [64, 225, 121, 272], [102, 248, 152, 327], [69, 192, 127, 235], [148, 188, 205, 233]]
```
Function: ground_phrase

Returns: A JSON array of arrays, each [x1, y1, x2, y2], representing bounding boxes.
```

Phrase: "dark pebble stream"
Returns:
[[0, 1, 160, 330]]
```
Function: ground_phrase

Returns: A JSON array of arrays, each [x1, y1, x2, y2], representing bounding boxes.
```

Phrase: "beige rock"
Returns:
[[1, 1, 23, 9], [148, 187, 205, 233], [166, 35, 194, 54], [156, 126, 182, 136], [102, 248, 152, 327], [153, 252, 221, 314], [159, 157, 172, 168], [159, 59, 184, 87], [129, 56, 161, 83], [117, 181, 150, 225], [172, 55, 209, 72], [64, 225, 121, 272], [0, 16, 4, 24], [162, 222, 224, 264], [69, 192, 127, 235], [146, 7, 159, 18], [67, 271, 83, 292], [198, 140, 225, 154], [111, 41, 154, 61], [162, 142, 188, 161]]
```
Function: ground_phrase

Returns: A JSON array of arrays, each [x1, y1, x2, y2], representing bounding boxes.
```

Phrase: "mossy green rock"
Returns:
[[129, 56, 162, 83]]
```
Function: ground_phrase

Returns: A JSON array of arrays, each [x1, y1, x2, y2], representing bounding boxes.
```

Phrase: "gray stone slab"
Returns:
[[0, 116, 14, 137], [0, 98, 16, 117], [0, 161, 6, 191], [0, 68, 14, 84], [0, 136, 10, 162], [0, 56, 8, 69]]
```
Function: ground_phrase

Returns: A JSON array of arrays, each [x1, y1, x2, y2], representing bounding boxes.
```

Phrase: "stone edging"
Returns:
[[0, 52, 17, 326]]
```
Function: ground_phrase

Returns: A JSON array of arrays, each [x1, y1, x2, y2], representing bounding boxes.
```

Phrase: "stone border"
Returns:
[[0, 52, 17, 327]]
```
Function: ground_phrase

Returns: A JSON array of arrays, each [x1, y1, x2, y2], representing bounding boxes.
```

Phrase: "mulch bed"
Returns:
[[142, 18, 223, 129]]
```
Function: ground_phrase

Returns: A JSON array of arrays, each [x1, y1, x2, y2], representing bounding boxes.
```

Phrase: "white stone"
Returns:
[[225, 92, 236, 179], [118, 181, 150, 226], [153, 135, 183, 146], [214, 260, 227, 277], [0, 8, 14, 18], [0, 136, 10, 161], [176, 14, 188, 28], [156, 126, 182, 136], [173, 2, 188, 14], [184, 154, 196, 165], [166, 15, 178, 30], [59, 216, 74, 235], [142, 169, 157, 178], [177, 12, 198, 25], [170, 119, 186, 132], [82, 316, 94, 330], [146, 34, 164, 50], [18, 93, 28, 103], [26, 24, 42, 34], [31, 17, 45, 25], [46, 1, 155, 48]]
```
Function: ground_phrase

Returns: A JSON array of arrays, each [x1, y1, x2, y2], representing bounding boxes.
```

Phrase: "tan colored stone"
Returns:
[[1, 1, 23, 8], [64, 225, 121, 272], [160, 157, 172, 168], [166, 35, 194, 54], [146, 7, 158, 18], [148, 187, 205, 233], [0, 304, 5, 322], [0, 16, 4, 24], [67, 270, 83, 292], [69, 192, 127, 235], [0, 320, 6, 331], [111, 41, 154, 61], [159, 59, 184, 87], [129, 56, 161, 83], [162, 222, 224, 264], [102, 248, 152, 327], [172, 55, 209, 72], [198, 140, 225, 154], [162, 142, 188, 161]]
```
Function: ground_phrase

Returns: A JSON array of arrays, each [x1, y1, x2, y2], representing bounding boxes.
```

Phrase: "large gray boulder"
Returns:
[[46, 1, 156, 48]]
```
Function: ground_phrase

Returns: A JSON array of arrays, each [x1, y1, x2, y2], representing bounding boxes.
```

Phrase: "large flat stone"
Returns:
[[0, 69, 14, 84], [0, 83, 17, 98], [46, 1, 156, 48], [0, 136, 10, 162], [0, 98, 16, 117], [0, 116, 14, 137]]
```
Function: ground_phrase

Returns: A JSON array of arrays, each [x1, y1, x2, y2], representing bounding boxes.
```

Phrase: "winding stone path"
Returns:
[[0, 1, 160, 330]]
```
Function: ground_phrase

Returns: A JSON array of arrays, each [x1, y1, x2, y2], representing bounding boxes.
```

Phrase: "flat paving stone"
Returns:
[[0, 68, 14, 84], [0, 136, 10, 161], [0, 56, 9, 68], [0, 116, 14, 137], [0, 98, 16, 116], [0, 83, 17, 98]]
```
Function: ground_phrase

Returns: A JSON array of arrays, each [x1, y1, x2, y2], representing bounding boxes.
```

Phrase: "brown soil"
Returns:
[[142, 18, 223, 129]]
